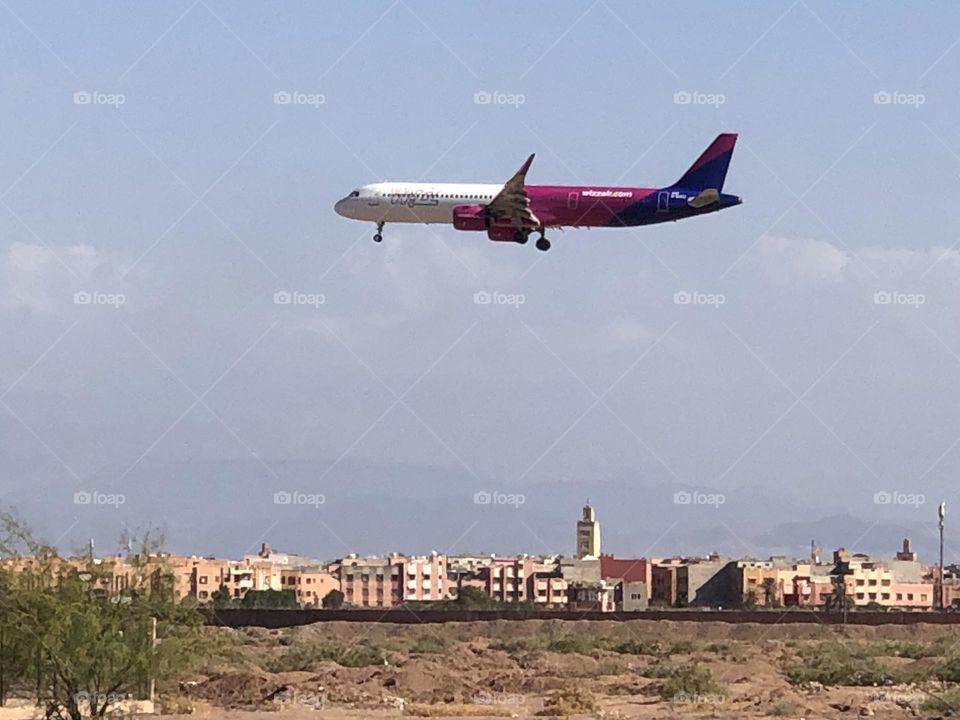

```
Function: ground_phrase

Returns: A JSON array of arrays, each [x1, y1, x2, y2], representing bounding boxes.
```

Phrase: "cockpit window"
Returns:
[[348, 190, 360, 198]]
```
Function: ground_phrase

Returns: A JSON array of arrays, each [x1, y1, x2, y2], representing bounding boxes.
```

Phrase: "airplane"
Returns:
[[334, 133, 741, 252]]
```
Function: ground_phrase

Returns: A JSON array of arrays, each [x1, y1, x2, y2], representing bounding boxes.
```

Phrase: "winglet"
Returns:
[[512, 153, 535, 182]]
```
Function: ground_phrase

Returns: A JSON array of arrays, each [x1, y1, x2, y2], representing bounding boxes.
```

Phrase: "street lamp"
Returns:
[[939, 502, 946, 611]]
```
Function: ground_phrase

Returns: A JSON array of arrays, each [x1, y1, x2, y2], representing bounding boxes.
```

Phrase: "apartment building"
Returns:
[[340, 555, 402, 607], [528, 559, 568, 607], [650, 555, 726, 607], [280, 566, 339, 607], [168, 555, 229, 601], [401, 552, 450, 602], [600, 554, 650, 610]]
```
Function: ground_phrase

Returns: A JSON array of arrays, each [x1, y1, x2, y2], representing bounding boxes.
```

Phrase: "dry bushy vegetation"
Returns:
[[148, 619, 960, 718]]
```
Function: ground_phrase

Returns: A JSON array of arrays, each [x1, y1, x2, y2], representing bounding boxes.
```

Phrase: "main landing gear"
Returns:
[[373, 222, 384, 243], [535, 231, 551, 252]]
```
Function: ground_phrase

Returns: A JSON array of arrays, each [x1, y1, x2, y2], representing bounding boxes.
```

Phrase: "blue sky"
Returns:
[[3, 2, 960, 562]]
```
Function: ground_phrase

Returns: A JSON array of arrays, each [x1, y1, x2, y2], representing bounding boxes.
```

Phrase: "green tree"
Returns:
[[210, 584, 233, 608], [761, 577, 781, 608], [825, 574, 853, 613], [0, 513, 208, 720], [239, 588, 297, 608], [321, 589, 344, 609], [453, 585, 498, 609], [741, 591, 758, 610]]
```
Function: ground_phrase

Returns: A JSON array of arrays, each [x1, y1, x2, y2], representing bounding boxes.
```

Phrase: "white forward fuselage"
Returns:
[[334, 182, 504, 224]]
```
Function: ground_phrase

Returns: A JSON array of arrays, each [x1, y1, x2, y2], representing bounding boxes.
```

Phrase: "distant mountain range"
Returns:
[[2, 457, 948, 564]]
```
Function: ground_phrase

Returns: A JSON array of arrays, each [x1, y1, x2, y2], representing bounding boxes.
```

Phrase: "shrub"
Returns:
[[267, 640, 385, 671], [641, 660, 677, 679], [611, 639, 662, 656], [661, 663, 721, 701], [936, 655, 960, 682], [767, 698, 795, 716], [784, 643, 898, 686], [667, 640, 696, 655], [411, 634, 449, 654], [883, 641, 932, 658], [535, 688, 598, 716], [704, 642, 730, 654], [491, 636, 547, 653], [546, 634, 595, 655], [921, 686, 960, 712]]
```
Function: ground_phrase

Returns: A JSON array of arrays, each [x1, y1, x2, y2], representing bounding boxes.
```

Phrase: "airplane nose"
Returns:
[[334, 198, 348, 217]]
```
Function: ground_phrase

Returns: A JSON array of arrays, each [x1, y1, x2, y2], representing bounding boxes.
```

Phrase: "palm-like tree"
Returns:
[[761, 577, 780, 608]]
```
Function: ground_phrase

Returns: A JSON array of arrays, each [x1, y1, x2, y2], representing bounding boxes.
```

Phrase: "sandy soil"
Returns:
[[170, 619, 960, 717], [14, 619, 960, 719]]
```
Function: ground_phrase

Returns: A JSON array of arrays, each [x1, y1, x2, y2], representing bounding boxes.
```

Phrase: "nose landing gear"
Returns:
[[535, 231, 551, 252], [373, 222, 384, 243]]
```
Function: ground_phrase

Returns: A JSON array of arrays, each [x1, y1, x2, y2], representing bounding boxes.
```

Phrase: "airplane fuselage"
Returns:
[[334, 182, 741, 228]]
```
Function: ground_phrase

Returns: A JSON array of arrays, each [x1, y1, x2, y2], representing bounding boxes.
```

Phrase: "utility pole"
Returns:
[[939, 502, 946, 611], [148, 617, 157, 705]]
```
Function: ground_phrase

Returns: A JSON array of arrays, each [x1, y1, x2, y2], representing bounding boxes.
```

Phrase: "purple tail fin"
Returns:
[[673, 133, 738, 191]]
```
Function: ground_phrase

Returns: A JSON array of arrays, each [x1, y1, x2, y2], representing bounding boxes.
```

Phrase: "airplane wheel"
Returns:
[[536, 237, 551, 252], [373, 233, 383, 243], [514, 231, 528, 245]]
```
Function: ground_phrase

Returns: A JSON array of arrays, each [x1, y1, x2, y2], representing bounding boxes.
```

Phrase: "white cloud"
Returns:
[[595, 316, 657, 354], [755, 236, 960, 285], [755, 236, 851, 284], [2, 242, 106, 313]]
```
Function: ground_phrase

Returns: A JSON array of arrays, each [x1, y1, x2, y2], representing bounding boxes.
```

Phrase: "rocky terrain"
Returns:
[[150, 618, 960, 718]]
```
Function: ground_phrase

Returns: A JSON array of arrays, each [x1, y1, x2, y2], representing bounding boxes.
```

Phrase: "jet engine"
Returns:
[[452, 205, 488, 231]]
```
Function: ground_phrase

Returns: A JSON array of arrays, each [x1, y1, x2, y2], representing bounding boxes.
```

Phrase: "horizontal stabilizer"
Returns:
[[687, 188, 720, 208]]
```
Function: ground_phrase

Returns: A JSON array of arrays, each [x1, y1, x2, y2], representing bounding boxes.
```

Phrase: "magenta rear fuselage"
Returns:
[[524, 185, 741, 228]]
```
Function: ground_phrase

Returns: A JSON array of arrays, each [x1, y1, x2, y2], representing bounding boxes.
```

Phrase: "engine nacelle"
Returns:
[[487, 225, 521, 242], [452, 205, 488, 232]]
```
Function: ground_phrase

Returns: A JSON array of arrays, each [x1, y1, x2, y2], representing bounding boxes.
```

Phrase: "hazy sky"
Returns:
[[3, 2, 960, 563]]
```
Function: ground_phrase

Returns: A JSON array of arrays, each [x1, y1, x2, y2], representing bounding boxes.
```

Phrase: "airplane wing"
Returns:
[[486, 154, 539, 228]]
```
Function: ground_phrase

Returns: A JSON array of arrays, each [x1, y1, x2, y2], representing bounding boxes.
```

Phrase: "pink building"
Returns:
[[401, 553, 449, 602], [340, 555, 402, 607]]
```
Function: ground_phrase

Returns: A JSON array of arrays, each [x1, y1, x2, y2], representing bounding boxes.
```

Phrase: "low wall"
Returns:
[[205, 607, 960, 628]]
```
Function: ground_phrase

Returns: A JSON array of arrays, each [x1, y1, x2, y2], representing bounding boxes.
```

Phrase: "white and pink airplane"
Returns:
[[334, 134, 741, 252]]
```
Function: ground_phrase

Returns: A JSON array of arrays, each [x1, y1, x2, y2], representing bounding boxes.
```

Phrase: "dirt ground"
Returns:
[[162, 619, 960, 719]]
